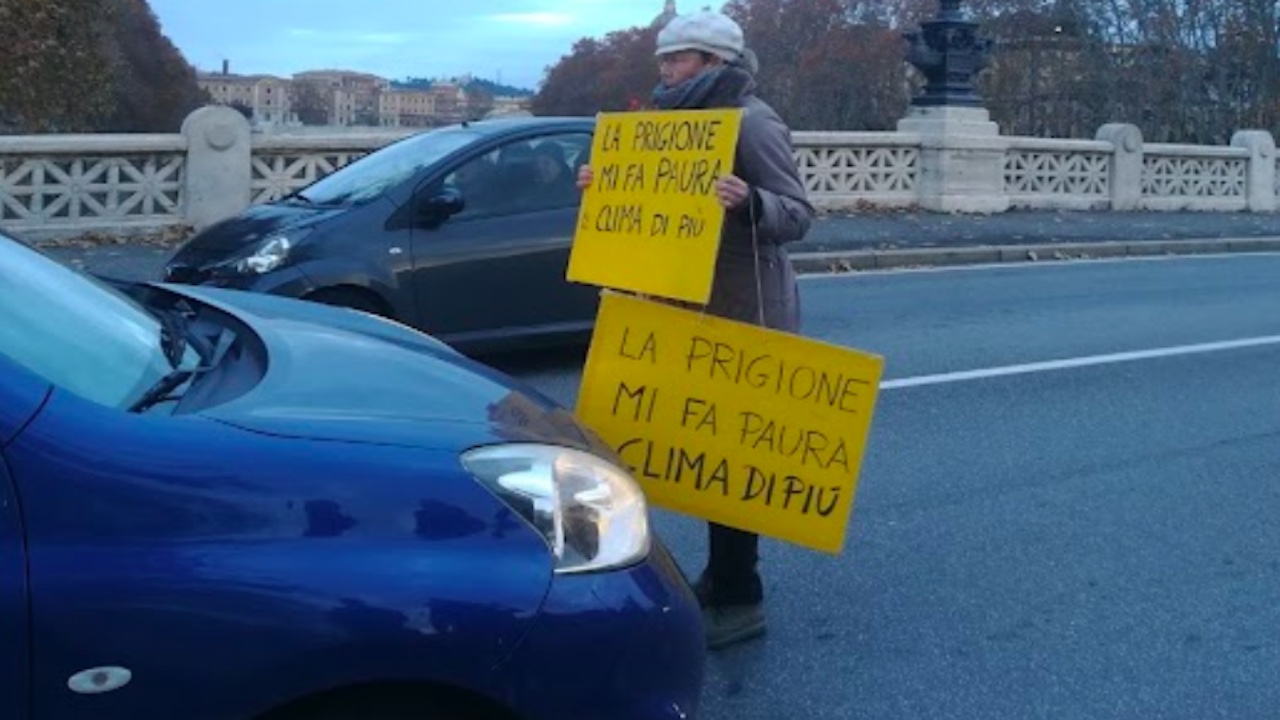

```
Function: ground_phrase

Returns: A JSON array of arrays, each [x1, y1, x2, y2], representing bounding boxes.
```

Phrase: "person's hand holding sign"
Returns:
[[715, 174, 751, 210]]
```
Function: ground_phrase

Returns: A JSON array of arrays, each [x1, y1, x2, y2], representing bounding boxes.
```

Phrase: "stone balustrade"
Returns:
[[1, 105, 1276, 241]]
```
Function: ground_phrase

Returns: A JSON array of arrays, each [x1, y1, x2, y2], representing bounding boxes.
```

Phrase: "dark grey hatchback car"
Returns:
[[163, 117, 601, 355]]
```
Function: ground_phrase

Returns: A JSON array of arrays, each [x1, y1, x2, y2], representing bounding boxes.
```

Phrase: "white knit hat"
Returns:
[[655, 11, 745, 63]]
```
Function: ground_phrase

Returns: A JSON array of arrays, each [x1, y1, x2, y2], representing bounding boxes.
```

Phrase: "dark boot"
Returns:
[[701, 523, 766, 649], [704, 602, 766, 649]]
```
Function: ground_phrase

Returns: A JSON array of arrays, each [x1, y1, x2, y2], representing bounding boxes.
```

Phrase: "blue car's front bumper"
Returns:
[[496, 538, 706, 720]]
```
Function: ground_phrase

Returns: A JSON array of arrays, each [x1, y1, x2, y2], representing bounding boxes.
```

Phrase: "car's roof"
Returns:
[[441, 115, 597, 136]]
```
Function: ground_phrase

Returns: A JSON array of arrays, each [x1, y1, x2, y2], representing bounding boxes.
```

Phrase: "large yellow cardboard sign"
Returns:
[[567, 108, 743, 305], [577, 291, 885, 554]]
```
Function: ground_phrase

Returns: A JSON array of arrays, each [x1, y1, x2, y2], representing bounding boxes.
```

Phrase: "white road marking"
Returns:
[[882, 335, 1280, 390], [795, 250, 1280, 280]]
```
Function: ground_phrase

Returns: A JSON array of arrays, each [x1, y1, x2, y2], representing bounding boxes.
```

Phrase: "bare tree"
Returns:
[[290, 80, 330, 126]]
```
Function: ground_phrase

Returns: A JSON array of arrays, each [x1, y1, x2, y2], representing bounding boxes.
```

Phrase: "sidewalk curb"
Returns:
[[790, 236, 1280, 273]]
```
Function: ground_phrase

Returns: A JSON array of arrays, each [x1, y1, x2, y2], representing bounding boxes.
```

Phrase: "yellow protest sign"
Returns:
[[576, 291, 885, 554], [567, 108, 743, 305]]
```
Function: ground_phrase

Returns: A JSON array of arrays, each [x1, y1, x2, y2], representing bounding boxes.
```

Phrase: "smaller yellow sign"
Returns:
[[567, 108, 743, 305], [576, 291, 885, 554]]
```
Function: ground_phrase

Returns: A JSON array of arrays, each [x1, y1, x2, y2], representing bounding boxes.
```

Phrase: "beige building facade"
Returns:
[[378, 90, 437, 127], [199, 65, 530, 128], [197, 70, 295, 125], [293, 70, 390, 126]]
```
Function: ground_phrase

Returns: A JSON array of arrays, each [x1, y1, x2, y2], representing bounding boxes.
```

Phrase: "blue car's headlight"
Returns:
[[461, 443, 651, 574]]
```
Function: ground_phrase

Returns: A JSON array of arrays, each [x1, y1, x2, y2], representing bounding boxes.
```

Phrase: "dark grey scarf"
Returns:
[[650, 64, 756, 110]]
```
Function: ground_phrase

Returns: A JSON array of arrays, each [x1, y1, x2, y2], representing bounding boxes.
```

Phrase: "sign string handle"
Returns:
[[750, 189, 766, 328], [644, 180, 765, 328]]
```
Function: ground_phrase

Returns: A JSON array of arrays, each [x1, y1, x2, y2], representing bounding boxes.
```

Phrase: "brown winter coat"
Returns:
[[711, 91, 813, 332], [652, 65, 814, 333]]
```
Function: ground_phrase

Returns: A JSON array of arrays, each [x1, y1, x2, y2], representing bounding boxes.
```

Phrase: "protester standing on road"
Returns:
[[577, 9, 815, 650]]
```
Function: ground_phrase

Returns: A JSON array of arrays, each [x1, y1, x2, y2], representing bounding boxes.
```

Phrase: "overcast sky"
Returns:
[[149, 0, 682, 91]]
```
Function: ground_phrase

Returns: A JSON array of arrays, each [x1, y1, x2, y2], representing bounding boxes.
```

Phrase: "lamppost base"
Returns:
[[897, 107, 1009, 215], [897, 106, 999, 137]]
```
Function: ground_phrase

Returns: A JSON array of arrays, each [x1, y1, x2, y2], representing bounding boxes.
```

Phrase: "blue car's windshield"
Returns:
[[296, 127, 484, 206], [0, 236, 185, 408]]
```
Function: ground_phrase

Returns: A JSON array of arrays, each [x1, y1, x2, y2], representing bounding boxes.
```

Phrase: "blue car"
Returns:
[[0, 230, 704, 719]]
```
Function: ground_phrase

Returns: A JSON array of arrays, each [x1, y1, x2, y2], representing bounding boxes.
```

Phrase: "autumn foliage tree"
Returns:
[[533, 0, 913, 130], [533, 0, 1280, 143], [723, 0, 913, 130], [97, 0, 207, 132], [0, 0, 114, 132], [0, 0, 206, 133], [531, 25, 662, 116]]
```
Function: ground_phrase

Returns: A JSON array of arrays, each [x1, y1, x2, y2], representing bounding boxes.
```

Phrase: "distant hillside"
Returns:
[[392, 77, 533, 97]]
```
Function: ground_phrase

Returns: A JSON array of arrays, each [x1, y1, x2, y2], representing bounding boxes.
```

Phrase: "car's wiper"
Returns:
[[153, 303, 212, 369], [129, 328, 234, 414], [156, 306, 188, 369], [128, 367, 203, 413]]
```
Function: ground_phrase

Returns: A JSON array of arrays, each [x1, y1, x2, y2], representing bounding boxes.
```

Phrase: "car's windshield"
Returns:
[[0, 235, 191, 408], [296, 127, 484, 206]]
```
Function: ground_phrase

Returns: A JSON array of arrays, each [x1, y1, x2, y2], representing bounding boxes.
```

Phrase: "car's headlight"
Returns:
[[235, 235, 292, 274], [460, 443, 650, 574], [211, 230, 305, 277]]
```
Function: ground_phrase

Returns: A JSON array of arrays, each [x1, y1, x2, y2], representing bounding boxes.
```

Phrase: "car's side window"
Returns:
[[441, 132, 593, 222], [441, 148, 504, 221]]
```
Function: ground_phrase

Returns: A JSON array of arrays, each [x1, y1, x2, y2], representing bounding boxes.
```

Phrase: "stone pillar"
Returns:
[[898, 107, 1009, 214], [1231, 130, 1277, 213], [1096, 123, 1144, 211], [181, 105, 252, 230]]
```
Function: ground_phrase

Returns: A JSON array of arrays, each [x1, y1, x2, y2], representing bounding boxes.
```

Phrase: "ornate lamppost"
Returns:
[[895, 0, 1008, 213], [903, 0, 994, 107]]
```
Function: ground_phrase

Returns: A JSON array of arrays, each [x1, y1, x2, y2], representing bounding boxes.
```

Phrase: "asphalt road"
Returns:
[[485, 254, 1280, 720]]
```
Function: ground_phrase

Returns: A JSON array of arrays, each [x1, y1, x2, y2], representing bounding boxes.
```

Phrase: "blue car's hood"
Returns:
[[161, 284, 595, 453]]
